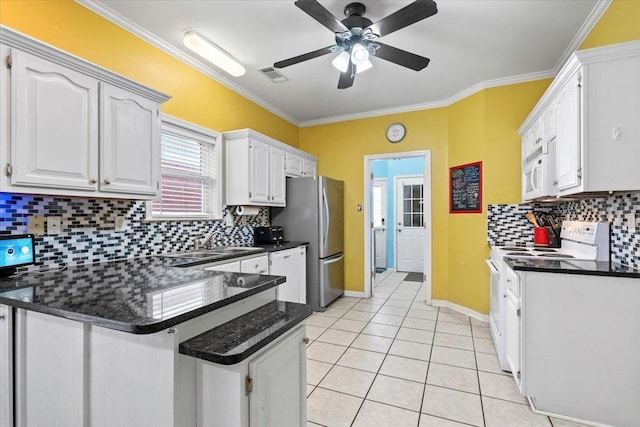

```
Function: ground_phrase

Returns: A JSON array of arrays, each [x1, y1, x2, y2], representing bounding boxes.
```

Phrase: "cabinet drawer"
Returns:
[[504, 267, 520, 297], [241, 255, 269, 274]]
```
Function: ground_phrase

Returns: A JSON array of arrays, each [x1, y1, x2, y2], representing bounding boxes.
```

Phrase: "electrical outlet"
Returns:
[[114, 216, 126, 232], [625, 213, 636, 231], [225, 215, 234, 227], [27, 215, 45, 236], [47, 216, 62, 235]]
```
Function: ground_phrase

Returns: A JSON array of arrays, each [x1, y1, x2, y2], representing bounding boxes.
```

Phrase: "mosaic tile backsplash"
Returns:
[[488, 192, 640, 269], [0, 193, 268, 269]]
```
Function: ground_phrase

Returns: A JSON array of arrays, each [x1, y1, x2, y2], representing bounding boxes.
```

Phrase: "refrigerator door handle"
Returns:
[[323, 254, 344, 265], [322, 186, 330, 250]]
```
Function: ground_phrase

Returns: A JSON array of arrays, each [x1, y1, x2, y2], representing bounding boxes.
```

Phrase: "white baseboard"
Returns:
[[431, 299, 489, 323], [343, 291, 366, 298]]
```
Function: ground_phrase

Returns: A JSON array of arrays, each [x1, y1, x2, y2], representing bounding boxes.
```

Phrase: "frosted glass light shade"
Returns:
[[351, 43, 369, 65], [356, 59, 373, 74], [332, 51, 351, 73], [183, 29, 246, 77]]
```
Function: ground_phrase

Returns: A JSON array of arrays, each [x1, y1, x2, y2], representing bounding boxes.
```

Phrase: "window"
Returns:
[[147, 115, 222, 220]]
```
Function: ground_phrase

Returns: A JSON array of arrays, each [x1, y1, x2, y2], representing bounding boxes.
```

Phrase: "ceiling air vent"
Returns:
[[258, 67, 288, 83]]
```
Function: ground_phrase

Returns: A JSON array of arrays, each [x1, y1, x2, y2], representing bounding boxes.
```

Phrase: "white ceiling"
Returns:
[[81, 0, 604, 126]]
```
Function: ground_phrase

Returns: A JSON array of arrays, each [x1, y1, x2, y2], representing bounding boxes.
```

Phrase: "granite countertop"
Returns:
[[179, 300, 312, 365], [0, 257, 285, 334], [253, 241, 308, 252], [505, 258, 640, 278]]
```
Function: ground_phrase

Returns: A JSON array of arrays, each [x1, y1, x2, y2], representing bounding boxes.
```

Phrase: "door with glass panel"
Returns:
[[395, 176, 424, 273], [373, 179, 387, 270]]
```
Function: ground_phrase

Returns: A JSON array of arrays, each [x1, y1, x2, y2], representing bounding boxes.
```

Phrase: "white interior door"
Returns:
[[395, 176, 424, 273], [373, 179, 387, 270]]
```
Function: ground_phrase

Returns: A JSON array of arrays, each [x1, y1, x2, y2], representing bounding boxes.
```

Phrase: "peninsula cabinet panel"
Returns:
[[0, 305, 12, 427], [9, 49, 99, 191], [13, 310, 87, 427], [100, 83, 160, 196]]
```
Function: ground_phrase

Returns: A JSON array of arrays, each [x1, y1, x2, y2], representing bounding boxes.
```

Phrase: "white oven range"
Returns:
[[486, 220, 610, 372]]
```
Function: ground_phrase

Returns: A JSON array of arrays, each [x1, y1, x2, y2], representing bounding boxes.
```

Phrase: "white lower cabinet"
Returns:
[[269, 247, 307, 304], [197, 325, 307, 427], [201, 254, 268, 274], [0, 305, 12, 427]]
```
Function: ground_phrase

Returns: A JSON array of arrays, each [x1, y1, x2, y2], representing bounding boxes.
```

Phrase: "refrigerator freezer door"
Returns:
[[319, 177, 344, 258], [319, 253, 344, 308]]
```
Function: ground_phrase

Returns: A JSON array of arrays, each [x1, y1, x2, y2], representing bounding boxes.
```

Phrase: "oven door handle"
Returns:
[[485, 259, 500, 274]]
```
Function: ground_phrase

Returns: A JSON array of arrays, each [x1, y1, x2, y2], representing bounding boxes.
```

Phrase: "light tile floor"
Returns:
[[305, 271, 590, 427]]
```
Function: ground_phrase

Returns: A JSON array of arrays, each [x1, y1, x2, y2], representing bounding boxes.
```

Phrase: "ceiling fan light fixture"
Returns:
[[356, 59, 373, 74], [332, 50, 351, 73], [351, 43, 369, 65], [183, 29, 246, 77]]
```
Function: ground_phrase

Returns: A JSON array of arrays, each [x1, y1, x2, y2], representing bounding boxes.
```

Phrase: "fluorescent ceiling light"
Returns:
[[183, 29, 246, 77], [350, 43, 369, 65], [356, 59, 373, 74], [332, 51, 350, 73]]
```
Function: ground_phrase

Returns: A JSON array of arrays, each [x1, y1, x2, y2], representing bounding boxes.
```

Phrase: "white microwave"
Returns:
[[522, 141, 556, 201]]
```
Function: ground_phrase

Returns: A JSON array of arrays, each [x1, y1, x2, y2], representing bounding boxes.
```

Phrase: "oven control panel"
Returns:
[[560, 221, 610, 246]]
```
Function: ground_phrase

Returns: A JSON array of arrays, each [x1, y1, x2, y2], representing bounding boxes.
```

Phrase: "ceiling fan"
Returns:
[[274, 0, 438, 89]]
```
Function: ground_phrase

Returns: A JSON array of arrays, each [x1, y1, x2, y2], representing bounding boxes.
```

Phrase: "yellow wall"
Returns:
[[298, 110, 450, 296], [1, 0, 637, 314], [580, 0, 640, 49], [0, 0, 299, 146]]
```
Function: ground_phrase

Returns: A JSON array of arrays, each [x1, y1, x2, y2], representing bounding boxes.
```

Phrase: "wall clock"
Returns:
[[386, 123, 406, 143]]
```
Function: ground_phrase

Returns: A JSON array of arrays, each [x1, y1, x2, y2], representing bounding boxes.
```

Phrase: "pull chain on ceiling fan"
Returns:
[[274, 0, 438, 89]]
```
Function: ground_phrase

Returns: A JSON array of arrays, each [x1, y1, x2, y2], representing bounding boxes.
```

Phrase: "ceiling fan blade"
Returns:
[[366, 0, 438, 38], [337, 61, 355, 89], [295, 0, 349, 33], [274, 45, 335, 68], [374, 43, 430, 71]]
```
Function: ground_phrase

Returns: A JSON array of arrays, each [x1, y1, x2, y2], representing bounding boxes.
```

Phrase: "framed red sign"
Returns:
[[449, 161, 482, 213]]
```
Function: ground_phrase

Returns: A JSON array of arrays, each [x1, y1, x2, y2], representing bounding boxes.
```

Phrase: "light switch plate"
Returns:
[[114, 216, 126, 232], [27, 215, 45, 236], [47, 216, 62, 235]]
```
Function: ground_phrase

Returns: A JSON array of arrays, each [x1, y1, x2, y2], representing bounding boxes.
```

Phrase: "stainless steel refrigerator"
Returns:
[[271, 176, 344, 311]]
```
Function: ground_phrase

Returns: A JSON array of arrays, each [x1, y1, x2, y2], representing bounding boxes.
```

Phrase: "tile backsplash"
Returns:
[[0, 193, 268, 269], [488, 192, 640, 269]]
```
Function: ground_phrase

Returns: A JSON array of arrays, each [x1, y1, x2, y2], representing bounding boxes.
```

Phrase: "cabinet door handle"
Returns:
[[283, 255, 291, 259], [0, 315, 5, 321], [103, 179, 111, 185], [89, 178, 97, 184], [303, 337, 310, 344]]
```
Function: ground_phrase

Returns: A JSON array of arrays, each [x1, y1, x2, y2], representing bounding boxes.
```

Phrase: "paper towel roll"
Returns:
[[235, 205, 260, 216]]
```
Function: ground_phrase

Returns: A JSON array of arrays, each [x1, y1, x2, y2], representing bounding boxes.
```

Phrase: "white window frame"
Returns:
[[146, 114, 223, 221]]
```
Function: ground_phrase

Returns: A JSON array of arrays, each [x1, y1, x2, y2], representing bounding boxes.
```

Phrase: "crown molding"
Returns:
[[76, 0, 299, 126], [552, 0, 612, 74], [299, 70, 554, 127]]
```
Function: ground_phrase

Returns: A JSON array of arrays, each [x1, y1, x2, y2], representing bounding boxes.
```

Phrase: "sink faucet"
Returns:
[[195, 230, 224, 250]]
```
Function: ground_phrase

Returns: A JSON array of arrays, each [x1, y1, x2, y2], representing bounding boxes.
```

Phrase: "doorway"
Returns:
[[373, 179, 387, 272], [395, 175, 424, 273], [363, 151, 432, 303]]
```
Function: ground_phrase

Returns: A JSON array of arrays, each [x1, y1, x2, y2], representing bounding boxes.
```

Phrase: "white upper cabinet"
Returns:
[[519, 40, 640, 198], [100, 83, 160, 196], [224, 129, 317, 207], [269, 146, 286, 205], [284, 152, 303, 177], [554, 71, 582, 191], [302, 158, 317, 177], [9, 49, 99, 191], [0, 27, 170, 199], [248, 138, 271, 204]]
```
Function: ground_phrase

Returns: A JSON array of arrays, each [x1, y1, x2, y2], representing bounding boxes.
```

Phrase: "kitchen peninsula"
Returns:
[[0, 256, 312, 427]]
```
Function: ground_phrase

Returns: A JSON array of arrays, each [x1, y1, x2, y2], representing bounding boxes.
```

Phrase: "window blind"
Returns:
[[152, 130, 217, 217]]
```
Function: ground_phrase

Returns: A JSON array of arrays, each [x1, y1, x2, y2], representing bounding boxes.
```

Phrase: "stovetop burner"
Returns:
[[532, 248, 557, 252], [505, 252, 531, 256], [500, 247, 528, 251]]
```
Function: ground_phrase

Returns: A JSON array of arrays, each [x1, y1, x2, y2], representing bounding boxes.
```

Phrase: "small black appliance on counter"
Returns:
[[254, 226, 284, 245]]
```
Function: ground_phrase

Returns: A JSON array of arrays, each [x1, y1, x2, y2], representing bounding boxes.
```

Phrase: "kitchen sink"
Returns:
[[163, 247, 262, 259]]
